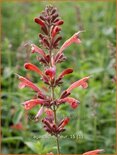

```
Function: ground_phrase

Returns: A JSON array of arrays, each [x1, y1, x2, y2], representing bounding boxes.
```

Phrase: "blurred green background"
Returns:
[[1, 1, 116, 154]]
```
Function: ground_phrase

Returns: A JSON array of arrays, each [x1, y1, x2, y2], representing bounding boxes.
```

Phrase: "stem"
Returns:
[[49, 26, 60, 154], [51, 86, 60, 154]]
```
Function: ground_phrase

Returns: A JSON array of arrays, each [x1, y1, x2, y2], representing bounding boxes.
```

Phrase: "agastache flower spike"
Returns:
[[17, 5, 96, 154], [83, 149, 104, 155], [45, 66, 56, 79]]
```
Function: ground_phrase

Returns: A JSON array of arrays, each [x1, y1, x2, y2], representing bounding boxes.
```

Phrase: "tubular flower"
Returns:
[[66, 76, 90, 93], [58, 31, 82, 54], [17, 74, 42, 93], [58, 117, 70, 128], [58, 68, 73, 78], [17, 5, 91, 154], [51, 26, 61, 38], [59, 97, 80, 109], [34, 17, 45, 27], [24, 63, 44, 76], [22, 99, 45, 110], [83, 149, 104, 155], [31, 44, 46, 57]]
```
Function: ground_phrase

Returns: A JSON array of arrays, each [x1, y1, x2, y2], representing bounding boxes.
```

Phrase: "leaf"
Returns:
[[12, 110, 23, 124]]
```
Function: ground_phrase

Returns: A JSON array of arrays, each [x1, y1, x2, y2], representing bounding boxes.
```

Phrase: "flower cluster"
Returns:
[[17, 5, 102, 154]]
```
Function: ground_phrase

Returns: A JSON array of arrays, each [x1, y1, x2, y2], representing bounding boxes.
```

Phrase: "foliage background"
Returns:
[[1, 1, 116, 154]]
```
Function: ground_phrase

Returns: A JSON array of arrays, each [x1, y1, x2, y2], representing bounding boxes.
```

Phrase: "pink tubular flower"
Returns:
[[34, 17, 45, 27], [59, 97, 79, 109], [31, 44, 46, 57], [83, 149, 104, 155], [24, 63, 43, 76], [51, 26, 61, 38], [35, 106, 44, 119], [58, 68, 73, 78], [22, 99, 44, 110], [45, 66, 56, 79], [17, 74, 42, 93], [66, 76, 90, 93], [55, 20, 64, 26], [58, 31, 83, 54], [59, 117, 69, 128]]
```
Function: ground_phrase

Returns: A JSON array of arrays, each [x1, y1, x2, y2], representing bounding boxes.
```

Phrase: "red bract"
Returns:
[[66, 76, 90, 93], [83, 149, 104, 155]]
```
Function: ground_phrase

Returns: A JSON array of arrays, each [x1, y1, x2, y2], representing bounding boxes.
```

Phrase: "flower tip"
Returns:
[[76, 30, 86, 35], [99, 149, 104, 153], [14, 73, 20, 78], [24, 63, 28, 69], [34, 17, 38, 23]]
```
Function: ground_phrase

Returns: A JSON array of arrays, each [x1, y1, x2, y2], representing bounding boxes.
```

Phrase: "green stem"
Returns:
[[51, 86, 60, 154]]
